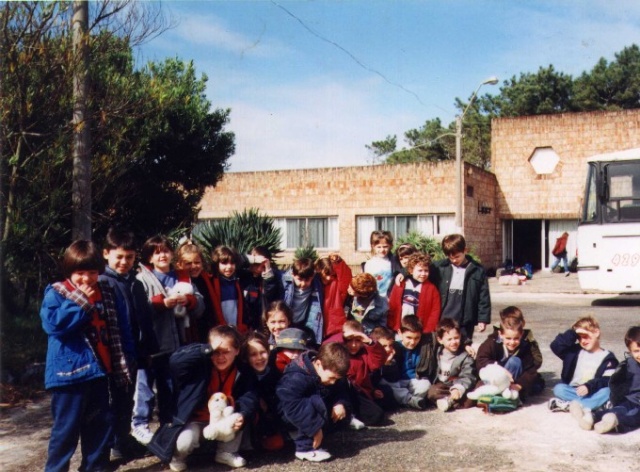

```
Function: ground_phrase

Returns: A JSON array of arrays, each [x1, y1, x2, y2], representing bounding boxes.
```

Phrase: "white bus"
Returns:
[[577, 148, 640, 292]]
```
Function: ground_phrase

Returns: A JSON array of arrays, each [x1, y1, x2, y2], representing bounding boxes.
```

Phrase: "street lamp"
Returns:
[[455, 76, 499, 233]]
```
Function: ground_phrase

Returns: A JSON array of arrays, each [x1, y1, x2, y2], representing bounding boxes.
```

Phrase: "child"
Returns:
[[369, 326, 399, 410], [394, 243, 418, 274], [273, 327, 312, 372], [315, 254, 352, 337], [548, 315, 618, 413], [430, 233, 491, 340], [573, 326, 640, 433], [380, 315, 431, 410], [208, 246, 248, 332], [281, 257, 325, 346], [324, 320, 388, 426], [100, 228, 158, 460], [363, 230, 401, 298], [238, 246, 282, 331], [423, 318, 476, 412], [175, 241, 212, 342], [276, 342, 351, 462], [388, 252, 441, 334], [40, 240, 132, 472], [148, 325, 259, 470], [133, 235, 204, 444], [476, 307, 541, 400], [344, 272, 388, 335], [263, 300, 293, 348]]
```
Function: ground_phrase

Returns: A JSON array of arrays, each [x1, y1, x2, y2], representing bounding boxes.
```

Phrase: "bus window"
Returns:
[[607, 162, 640, 222], [582, 164, 598, 223]]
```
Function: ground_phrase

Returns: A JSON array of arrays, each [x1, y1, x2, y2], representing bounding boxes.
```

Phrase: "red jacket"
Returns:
[[324, 332, 387, 398], [201, 272, 247, 333], [322, 258, 353, 337], [388, 279, 441, 333]]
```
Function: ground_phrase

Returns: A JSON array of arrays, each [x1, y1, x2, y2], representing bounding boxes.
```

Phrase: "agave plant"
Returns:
[[294, 243, 319, 262], [191, 208, 283, 259]]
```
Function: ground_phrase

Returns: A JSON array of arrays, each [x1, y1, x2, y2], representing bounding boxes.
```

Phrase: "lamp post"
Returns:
[[454, 76, 499, 233]]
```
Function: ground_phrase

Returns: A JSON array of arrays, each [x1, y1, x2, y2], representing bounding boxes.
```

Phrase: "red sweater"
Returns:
[[388, 279, 441, 333], [322, 258, 353, 337]]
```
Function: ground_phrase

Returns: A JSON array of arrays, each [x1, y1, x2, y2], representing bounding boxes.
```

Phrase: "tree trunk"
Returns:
[[72, 0, 91, 240]]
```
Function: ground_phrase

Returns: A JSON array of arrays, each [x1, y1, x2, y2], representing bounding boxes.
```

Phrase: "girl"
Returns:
[[314, 253, 352, 337], [238, 246, 282, 331], [262, 300, 293, 348], [133, 235, 203, 444], [155, 325, 258, 470], [41, 240, 131, 471], [209, 246, 248, 333], [345, 272, 389, 335], [363, 230, 401, 298]]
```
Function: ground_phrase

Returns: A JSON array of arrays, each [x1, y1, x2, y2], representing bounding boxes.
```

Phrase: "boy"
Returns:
[[571, 326, 640, 433], [388, 252, 441, 333], [369, 326, 399, 410], [430, 233, 491, 340], [281, 257, 325, 346], [324, 320, 388, 426], [424, 318, 477, 412], [238, 246, 282, 331], [100, 228, 158, 460], [344, 272, 388, 335], [276, 342, 351, 462], [548, 315, 618, 413], [380, 315, 432, 410], [476, 308, 540, 400]]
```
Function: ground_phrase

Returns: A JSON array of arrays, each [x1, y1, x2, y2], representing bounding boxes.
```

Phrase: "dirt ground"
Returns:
[[2, 290, 640, 472]]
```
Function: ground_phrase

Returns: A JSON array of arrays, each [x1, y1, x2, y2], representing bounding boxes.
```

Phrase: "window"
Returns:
[[356, 214, 455, 250], [273, 217, 338, 250]]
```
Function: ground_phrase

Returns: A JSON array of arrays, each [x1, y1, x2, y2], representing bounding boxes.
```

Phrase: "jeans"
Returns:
[[551, 254, 569, 272], [131, 355, 173, 427], [380, 378, 431, 405], [594, 399, 640, 432], [553, 383, 610, 410], [45, 377, 112, 472]]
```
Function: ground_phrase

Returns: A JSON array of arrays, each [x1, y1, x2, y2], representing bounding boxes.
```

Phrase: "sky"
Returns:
[[139, 0, 640, 172]]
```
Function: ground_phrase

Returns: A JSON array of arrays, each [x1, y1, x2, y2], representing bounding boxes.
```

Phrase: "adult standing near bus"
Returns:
[[551, 232, 570, 276]]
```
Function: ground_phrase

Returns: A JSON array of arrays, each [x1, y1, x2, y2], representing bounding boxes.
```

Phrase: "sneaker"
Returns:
[[169, 457, 187, 472], [407, 395, 427, 410], [548, 397, 570, 412], [594, 413, 619, 434], [295, 449, 332, 462], [131, 425, 154, 445], [565, 272, 570, 277], [110, 448, 124, 461], [569, 401, 594, 430], [349, 416, 366, 430], [437, 396, 454, 412], [215, 452, 247, 468]]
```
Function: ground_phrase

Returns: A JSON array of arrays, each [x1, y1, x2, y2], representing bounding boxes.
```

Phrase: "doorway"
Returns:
[[512, 220, 542, 269]]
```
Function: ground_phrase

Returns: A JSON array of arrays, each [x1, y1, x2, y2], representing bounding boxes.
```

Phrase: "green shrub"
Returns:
[[395, 231, 481, 264]]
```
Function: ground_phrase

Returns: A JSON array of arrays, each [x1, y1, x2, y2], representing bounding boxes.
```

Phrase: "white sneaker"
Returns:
[[594, 413, 619, 434], [169, 457, 187, 472], [215, 452, 247, 468], [547, 398, 570, 412], [437, 396, 454, 412], [295, 448, 332, 462], [131, 425, 154, 445], [349, 416, 366, 430]]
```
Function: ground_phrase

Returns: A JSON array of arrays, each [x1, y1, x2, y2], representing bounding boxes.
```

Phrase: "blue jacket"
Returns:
[[609, 355, 640, 407], [550, 329, 619, 394], [281, 270, 325, 346], [276, 351, 350, 438], [40, 284, 106, 389]]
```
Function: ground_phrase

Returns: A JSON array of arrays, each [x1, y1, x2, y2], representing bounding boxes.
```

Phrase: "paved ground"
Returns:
[[2, 271, 640, 472]]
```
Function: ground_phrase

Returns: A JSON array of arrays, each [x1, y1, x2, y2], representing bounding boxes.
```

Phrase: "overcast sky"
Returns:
[[140, 0, 640, 172]]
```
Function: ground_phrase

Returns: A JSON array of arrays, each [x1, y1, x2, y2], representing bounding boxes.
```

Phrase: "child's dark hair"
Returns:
[[103, 227, 136, 252], [406, 252, 431, 273], [624, 326, 640, 348], [441, 234, 466, 256], [314, 257, 334, 279], [370, 230, 393, 253], [292, 258, 315, 279], [262, 300, 293, 334], [400, 315, 423, 334], [62, 240, 105, 278], [500, 316, 524, 333], [500, 306, 524, 324], [396, 243, 418, 259], [140, 235, 173, 265], [342, 319, 363, 334], [211, 246, 238, 276], [240, 331, 270, 364], [436, 317, 460, 339], [209, 325, 242, 350], [251, 245, 272, 261], [316, 342, 350, 377], [370, 326, 395, 342]]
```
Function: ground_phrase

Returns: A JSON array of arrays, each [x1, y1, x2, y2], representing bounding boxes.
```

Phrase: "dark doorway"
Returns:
[[512, 219, 542, 269]]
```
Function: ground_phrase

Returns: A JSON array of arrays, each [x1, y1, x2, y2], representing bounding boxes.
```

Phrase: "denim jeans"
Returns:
[[553, 382, 610, 410], [594, 399, 640, 432], [131, 355, 173, 427]]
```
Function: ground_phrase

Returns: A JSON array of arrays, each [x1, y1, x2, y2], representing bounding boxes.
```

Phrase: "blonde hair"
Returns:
[[573, 315, 600, 333]]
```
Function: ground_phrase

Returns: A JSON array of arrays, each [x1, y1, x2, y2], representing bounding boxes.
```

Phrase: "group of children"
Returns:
[[39, 228, 640, 472]]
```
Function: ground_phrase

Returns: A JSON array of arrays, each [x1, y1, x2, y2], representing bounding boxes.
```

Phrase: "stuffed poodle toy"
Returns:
[[168, 281, 193, 318], [202, 392, 241, 442], [467, 364, 519, 401]]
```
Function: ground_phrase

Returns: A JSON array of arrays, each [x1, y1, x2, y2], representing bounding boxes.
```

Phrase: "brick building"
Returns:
[[199, 109, 640, 270]]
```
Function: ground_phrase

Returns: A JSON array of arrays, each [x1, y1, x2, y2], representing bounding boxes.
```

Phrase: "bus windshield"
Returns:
[[583, 160, 640, 224]]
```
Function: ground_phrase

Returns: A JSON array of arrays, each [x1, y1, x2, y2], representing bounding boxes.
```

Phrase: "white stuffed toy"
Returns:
[[202, 392, 241, 442], [467, 364, 519, 401], [168, 281, 193, 318]]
